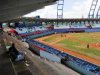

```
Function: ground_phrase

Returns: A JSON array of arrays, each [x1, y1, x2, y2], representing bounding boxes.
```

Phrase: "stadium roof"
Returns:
[[0, 0, 57, 22], [8, 17, 100, 23]]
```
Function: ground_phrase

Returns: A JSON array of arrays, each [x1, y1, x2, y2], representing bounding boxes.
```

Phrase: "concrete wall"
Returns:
[[28, 42, 61, 63], [29, 43, 40, 55], [85, 29, 100, 32], [40, 50, 61, 63]]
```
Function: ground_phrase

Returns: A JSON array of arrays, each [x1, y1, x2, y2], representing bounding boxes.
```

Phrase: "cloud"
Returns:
[[63, 0, 92, 18], [24, 5, 57, 18], [24, 0, 100, 18]]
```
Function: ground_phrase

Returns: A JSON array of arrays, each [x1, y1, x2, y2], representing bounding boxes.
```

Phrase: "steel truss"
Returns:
[[96, 6, 100, 18], [88, 0, 98, 18], [57, 0, 64, 19]]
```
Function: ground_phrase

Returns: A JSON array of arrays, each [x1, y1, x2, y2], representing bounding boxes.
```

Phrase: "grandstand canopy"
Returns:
[[0, 0, 57, 22]]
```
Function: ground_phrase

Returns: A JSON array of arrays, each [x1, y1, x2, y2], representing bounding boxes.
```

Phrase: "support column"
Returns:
[[45, 22, 47, 25], [0, 23, 3, 33], [0, 23, 2, 28], [8, 22, 11, 27]]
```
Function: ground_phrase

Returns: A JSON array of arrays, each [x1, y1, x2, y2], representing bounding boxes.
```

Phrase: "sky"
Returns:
[[24, 0, 100, 18]]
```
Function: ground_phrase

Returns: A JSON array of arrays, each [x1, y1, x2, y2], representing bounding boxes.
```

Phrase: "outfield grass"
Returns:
[[70, 33, 100, 43], [57, 39, 100, 60], [43, 32, 100, 60]]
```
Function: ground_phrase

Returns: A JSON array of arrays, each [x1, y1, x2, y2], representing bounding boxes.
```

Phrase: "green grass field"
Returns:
[[43, 33, 100, 60]]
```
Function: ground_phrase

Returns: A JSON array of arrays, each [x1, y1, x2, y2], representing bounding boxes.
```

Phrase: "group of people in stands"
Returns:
[[28, 40, 100, 75], [15, 26, 47, 34]]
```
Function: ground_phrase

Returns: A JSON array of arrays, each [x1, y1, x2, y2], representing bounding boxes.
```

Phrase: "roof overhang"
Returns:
[[0, 0, 57, 22]]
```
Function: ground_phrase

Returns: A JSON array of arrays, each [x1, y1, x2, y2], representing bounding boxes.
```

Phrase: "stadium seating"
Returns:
[[26, 30, 55, 39], [15, 26, 47, 34], [15, 25, 100, 74], [67, 56, 100, 73], [53, 29, 68, 33], [27, 40, 100, 74]]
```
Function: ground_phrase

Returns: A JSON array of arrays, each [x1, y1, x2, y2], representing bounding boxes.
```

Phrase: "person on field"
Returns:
[[65, 34, 66, 37], [61, 34, 63, 37], [87, 43, 89, 48]]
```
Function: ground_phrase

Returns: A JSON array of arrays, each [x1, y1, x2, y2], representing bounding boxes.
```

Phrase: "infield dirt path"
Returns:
[[35, 34, 100, 66]]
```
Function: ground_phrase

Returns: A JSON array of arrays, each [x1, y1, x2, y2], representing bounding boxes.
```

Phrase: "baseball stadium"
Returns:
[[0, 0, 100, 75], [14, 20, 100, 75]]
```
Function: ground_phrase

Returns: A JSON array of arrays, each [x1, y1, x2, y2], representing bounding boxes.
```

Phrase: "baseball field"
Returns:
[[35, 32, 100, 65]]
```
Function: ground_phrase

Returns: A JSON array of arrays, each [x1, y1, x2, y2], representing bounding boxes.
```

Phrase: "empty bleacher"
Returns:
[[14, 25, 100, 75], [27, 40, 100, 75]]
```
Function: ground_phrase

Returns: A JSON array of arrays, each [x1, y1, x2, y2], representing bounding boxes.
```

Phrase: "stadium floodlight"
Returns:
[[57, 0, 64, 19], [57, 0, 64, 25], [96, 6, 100, 18], [88, 0, 98, 18]]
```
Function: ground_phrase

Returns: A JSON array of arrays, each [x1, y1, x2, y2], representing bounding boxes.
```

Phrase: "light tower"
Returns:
[[57, 0, 64, 25], [96, 6, 100, 18], [57, 0, 64, 19], [88, 0, 98, 18]]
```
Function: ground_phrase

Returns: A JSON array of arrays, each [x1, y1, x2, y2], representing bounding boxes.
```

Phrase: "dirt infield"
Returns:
[[35, 34, 100, 66]]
